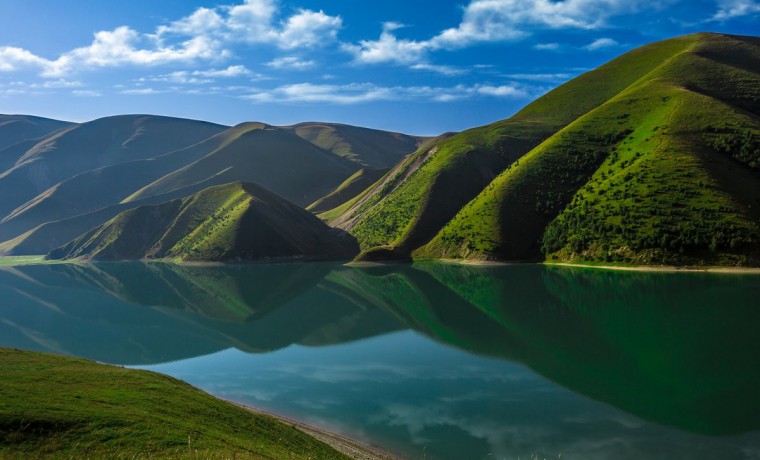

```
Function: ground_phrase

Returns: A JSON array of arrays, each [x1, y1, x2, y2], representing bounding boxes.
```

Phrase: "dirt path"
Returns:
[[547, 262, 760, 274]]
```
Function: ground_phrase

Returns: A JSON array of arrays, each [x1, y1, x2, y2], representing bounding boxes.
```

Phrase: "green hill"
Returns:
[[0, 348, 347, 459], [417, 33, 760, 266], [307, 167, 390, 214], [47, 182, 358, 262], [323, 34, 710, 261]]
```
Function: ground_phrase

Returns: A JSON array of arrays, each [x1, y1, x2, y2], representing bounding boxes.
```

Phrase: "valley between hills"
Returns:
[[1, 32, 758, 268]]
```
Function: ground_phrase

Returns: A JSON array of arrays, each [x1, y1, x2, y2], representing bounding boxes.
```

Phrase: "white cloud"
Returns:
[[345, 0, 653, 67], [711, 0, 760, 20], [72, 90, 102, 97], [534, 43, 560, 51], [276, 9, 342, 49], [344, 22, 428, 65], [242, 81, 531, 104], [144, 65, 253, 84], [410, 63, 467, 76], [266, 56, 316, 70], [162, 0, 342, 50], [0, 47, 50, 72], [0, 1, 341, 77], [120, 87, 164, 95], [503, 73, 572, 82], [584, 37, 620, 50]]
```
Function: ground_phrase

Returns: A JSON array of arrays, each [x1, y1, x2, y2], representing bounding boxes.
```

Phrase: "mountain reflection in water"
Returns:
[[1, 261, 759, 458]]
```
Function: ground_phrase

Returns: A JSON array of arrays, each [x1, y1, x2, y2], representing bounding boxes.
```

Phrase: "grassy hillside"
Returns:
[[324, 34, 707, 261], [0, 120, 423, 250], [307, 167, 389, 214], [417, 33, 760, 266], [48, 182, 358, 262], [123, 124, 360, 207], [0, 348, 347, 459], [0, 115, 226, 220], [291, 122, 428, 168], [0, 123, 282, 242]]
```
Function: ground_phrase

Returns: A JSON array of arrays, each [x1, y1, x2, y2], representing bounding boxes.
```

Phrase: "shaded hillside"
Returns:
[[0, 123, 282, 241], [307, 167, 389, 214], [0, 115, 226, 219], [48, 182, 358, 262], [0, 114, 70, 152], [291, 122, 428, 168], [122, 124, 362, 207], [324, 34, 705, 261], [419, 33, 760, 266]]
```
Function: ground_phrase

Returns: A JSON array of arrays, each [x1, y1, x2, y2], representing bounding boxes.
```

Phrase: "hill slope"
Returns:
[[48, 182, 358, 262], [307, 167, 390, 214], [0, 114, 71, 152], [0, 115, 226, 220], [323, 34, 705, 261], [290, 122, 428, 168], [418, 33, 760, 266], [0, 348, 347, 459]]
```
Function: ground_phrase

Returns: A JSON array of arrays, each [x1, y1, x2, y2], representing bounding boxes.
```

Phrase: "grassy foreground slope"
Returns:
[[418, 33, 760, 266], [324, 34, 703, 261], [0, 348, 347, 459], [48, 182, 358, 262]]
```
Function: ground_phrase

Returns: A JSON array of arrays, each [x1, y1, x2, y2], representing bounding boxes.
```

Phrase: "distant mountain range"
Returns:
[[1, 32, 758, 265]]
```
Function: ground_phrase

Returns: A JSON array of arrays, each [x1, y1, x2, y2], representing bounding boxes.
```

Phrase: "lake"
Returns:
[[1, 261, 759, 459]]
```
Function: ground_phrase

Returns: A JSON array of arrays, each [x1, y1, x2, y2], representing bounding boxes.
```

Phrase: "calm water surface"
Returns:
[[1, 261, 759, 459]]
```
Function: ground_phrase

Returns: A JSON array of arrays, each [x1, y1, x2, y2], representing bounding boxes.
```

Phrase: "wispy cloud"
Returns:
[[534, 42, 561, 51], [344, 0, 659, 67], [711, 0, 760, 20], [141, 65, 254, 84], [72, 90, 102, 97], [584, 37, 620, 50], [266, 56, 316, 70], [243, 81, 534, 105]]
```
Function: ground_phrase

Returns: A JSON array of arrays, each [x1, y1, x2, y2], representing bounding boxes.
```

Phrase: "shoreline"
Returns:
[[545, 262, 760, 274], [228, 401, 398, 460]]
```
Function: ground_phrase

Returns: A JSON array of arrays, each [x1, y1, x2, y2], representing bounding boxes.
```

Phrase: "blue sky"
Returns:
[[0, 0, 758, 134]]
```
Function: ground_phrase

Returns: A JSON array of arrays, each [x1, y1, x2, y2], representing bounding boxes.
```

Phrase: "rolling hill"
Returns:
[[317, 32, 760, 266], [0, 115, 226, 221], [322, 33, 713, 261], [417, 33, 760, 266], [0, 114, 71, 152], [0, 118, 424, 253], [47, 182, 358, 262]]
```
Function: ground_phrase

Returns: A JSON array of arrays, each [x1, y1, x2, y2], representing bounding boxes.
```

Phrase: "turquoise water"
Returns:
[[1, 261, 759, 459]]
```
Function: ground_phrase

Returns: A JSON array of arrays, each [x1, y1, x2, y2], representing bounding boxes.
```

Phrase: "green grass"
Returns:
[[307, 167, 389, 214], [327, 33, 713, 262], [49, 182, 358, 262], [0, 256, 49, 266], [417, 33, 760, 267], [0, 348, 347, 459]]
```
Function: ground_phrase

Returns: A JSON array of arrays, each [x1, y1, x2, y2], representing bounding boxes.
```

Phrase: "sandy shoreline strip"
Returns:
[[229, 401, 399, 460], [546, 262, 760, 274]]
